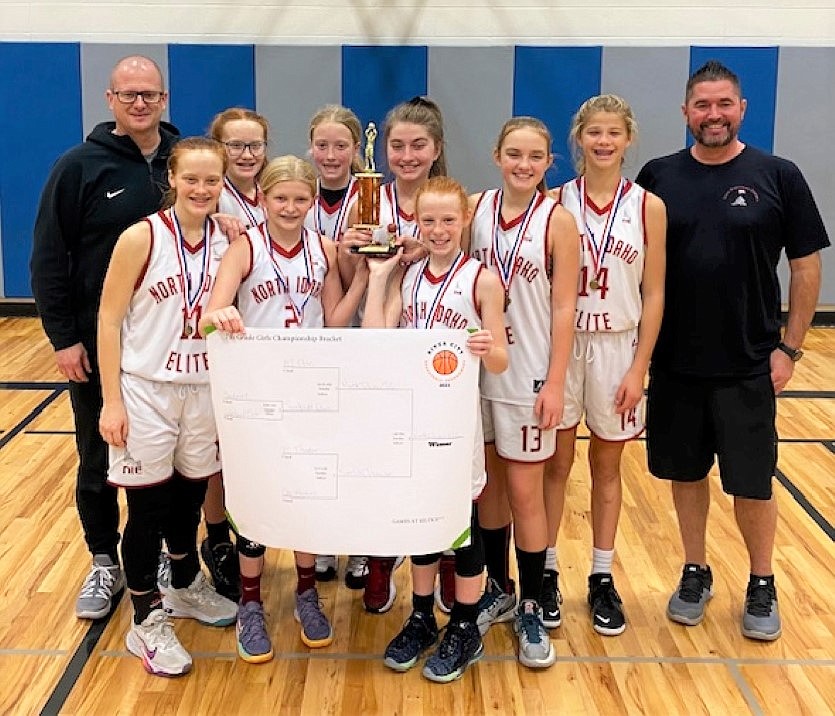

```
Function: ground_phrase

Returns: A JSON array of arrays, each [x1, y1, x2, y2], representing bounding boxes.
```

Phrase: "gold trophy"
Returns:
[[351, 122, 398, 255]]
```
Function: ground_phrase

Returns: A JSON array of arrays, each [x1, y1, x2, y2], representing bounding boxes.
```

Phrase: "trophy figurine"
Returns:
[[351, 122, 398, 255]]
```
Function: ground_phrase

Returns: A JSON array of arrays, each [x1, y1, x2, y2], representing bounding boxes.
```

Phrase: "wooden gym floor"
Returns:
[[1, 317, 833, 715]]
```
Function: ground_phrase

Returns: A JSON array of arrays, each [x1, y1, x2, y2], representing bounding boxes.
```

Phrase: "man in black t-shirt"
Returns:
[[636, 60, 828, 642]]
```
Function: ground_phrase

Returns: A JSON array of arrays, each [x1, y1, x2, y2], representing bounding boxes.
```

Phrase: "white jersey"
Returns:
[[304, 178, 359, 242], [469, 189, 557, 405], [237, 225, 329, 329], [217, 178, 266, 230], [399, 253, 487, 498], [121, 210, 228, 384], [559, 178, 646, 331], [398, 253, 483, 329], [380, 182, 419, 238]]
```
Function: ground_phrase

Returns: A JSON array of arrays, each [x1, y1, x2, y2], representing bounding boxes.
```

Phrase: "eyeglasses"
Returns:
[[111, 90, 165, 104], [223, 141, 267, 157]]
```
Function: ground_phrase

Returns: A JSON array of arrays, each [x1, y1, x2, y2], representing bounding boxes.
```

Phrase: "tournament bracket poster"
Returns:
[[208, 328, 480, 555]]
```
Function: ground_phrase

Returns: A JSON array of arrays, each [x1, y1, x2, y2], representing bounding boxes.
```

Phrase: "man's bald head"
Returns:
[[110, 55, 164, 91]]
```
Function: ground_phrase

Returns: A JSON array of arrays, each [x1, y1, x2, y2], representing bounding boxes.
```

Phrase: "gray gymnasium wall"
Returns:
[[3, 43, 833, 305], [774, 48, 835, 302]]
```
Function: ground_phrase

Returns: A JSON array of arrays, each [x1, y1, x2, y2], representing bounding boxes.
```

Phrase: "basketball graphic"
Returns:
[[432, 349, 459, 376]]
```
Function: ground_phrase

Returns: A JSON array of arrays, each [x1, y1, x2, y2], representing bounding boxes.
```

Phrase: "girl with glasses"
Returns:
[[210, 107, 270, 231], [191, 108, 271, 605]]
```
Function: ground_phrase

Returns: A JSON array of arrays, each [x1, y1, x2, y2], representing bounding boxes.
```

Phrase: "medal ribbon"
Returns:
[[315, 177, 356, 241], [410, 251, 467, 328], [171, 209, 211, 324], [263, 226, 314, 324], [579, 176, 626, 280], [490, 189, 541, 303], [223, 177, 261, 229]]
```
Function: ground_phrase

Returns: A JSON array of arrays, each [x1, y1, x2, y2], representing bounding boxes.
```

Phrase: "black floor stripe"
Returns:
[[0, 381, 68, 390], [39, 590, 125, 716], [825, 442, 835, 456], [775, 467, 835, 541], [0, 388, 65, 450], [779, 390, 835, 399]]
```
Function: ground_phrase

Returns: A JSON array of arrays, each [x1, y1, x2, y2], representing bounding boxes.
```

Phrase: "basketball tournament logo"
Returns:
[[425, 340, 466, 383]]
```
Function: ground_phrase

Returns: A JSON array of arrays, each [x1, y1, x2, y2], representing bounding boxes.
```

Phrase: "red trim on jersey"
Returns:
[[318, 182, 357, 213], [158, 209, 175, 235], [473, 263, 483, 319], [497, 191, 546, 231], [588, 426, 645, 443], [472, 191, 488, 217], [241, 231, 256, 283], [501, 454, 553, 466], [544, 201, 559, 280], [136, 217, 155, 290], [641, 189, 649, 246], [588, 179, 633, 214], [423, 264, 444, 285], [384, 183, 416, 223], [553, 185, 564, 204], [271, 237, 303, 259], [229, 179, 260, 207], [584, 179, 634, 215]]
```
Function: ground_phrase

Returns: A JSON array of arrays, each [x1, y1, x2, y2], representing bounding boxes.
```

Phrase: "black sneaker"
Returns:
[[200, 539, 241, 603], [383, 610, 439, 672], [540, 569, 562, 629], [422, 621, 484, 683], [588, 573, 626, 636]]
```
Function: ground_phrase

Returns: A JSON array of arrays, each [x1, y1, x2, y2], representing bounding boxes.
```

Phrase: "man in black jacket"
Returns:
[[31, 55, 178, 619]]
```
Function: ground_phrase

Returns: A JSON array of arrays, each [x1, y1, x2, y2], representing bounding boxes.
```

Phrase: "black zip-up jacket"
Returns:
[[30, 121, 180, 354]]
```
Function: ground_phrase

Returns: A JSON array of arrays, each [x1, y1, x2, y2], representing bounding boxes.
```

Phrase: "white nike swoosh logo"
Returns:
[[106, 189, 126, 199], [595, 615, 611, 623]]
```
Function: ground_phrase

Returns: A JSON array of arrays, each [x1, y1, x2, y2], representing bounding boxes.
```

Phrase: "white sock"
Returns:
[[545, 546, 558, 573], [591, 547, 614, 576]]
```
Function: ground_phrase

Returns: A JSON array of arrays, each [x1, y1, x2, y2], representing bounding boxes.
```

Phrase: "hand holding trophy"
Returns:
[[350, 122, 398, 255]]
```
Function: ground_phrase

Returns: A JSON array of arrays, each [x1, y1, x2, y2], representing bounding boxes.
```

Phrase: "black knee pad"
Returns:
[[236, 534, 266, 558], [411, 552, 441, 567], [453, 542, 483, 578], [454, 504, 485, 577]]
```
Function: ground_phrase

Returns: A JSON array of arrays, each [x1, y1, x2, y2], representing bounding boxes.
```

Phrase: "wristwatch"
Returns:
[[776, 342, 803, 362]]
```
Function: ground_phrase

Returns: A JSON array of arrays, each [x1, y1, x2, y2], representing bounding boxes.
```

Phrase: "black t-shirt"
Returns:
[[636, 146, 829, 378]]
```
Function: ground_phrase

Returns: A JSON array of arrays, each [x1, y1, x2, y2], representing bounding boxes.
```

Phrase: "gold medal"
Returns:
[[589, 278, 600, 290], [503, 292, 511, 312], [183, 319, 193, 337]]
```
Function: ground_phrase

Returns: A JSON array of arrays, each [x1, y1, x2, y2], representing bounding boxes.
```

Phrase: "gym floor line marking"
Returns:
[[0, 389, 64, 451], [39, 590, 125, 716], [94, 649, 835, 667]]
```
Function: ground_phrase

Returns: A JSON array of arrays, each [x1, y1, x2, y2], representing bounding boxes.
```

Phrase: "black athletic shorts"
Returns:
[[646, 369, 777, 500]]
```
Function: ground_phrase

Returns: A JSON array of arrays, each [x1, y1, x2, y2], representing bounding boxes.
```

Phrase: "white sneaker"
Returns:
[[75, 554, 125, 619], [162, 571, 237, 626], [345, 555, 369, 590], [126, 609, 192, 677], [315, 554, 338, 582]]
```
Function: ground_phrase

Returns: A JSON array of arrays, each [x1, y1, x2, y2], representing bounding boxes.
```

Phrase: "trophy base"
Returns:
[[350, 243, 400, 256]]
